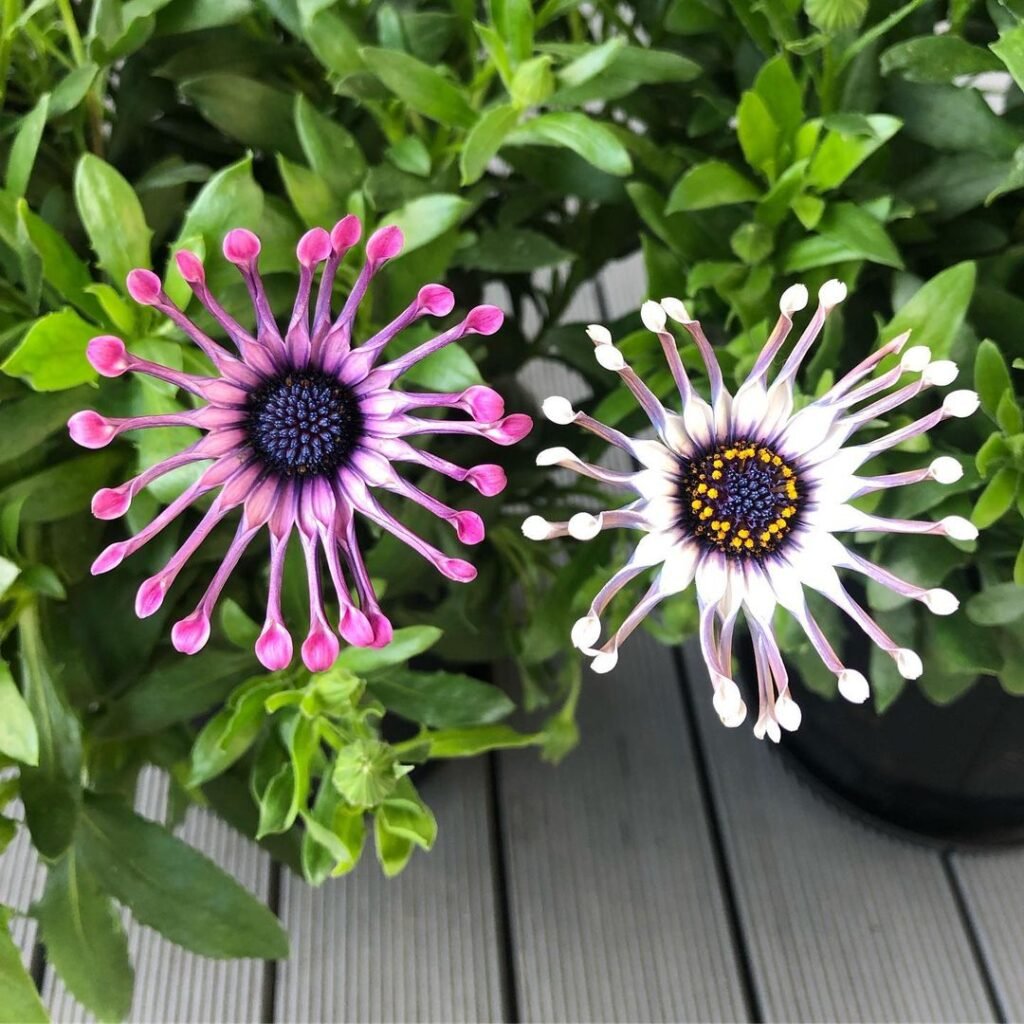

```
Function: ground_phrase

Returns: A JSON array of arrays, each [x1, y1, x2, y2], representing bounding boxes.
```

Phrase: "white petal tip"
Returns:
[[571, 614, 602, 650], [900, 345, 932, 372], [923, 360, 958, 387], [896, 648, 923, 680], [775, 696, 802, 732], [924, 588, 959, 615], [779, 284, 809, 316], [929, 456, 963, 484], [586, 323, 612, 345], [943, 389, 980, 418], [941, 515, 978, 541], [591, 650, 619, 674], [818, 279, 847, 309], [541, 396, 577, 425], [522, 515, 556, 541], [838, 669, 870, 704], [594, 345, 626, 371], [660, 296, 692, 324], [641, 300, 668, 333], [536, 446, 576, 467], [720, 701, 747, 729], [568, 512, 602, 540]]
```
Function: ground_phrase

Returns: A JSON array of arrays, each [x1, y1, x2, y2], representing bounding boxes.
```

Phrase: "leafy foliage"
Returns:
[[1, 0, 1024, 1019]]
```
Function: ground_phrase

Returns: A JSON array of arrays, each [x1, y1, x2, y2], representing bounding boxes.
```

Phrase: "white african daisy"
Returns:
[[523, 281, 977, 741]]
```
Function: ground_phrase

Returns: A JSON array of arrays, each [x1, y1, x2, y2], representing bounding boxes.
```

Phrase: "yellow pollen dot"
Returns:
[[706, 488, 718, 499], [745, 539, 754, 549], [711, 470, 722, 480], [782, 466, 793, 478], [711, 521, 720, 530], [769, 524, 779, 534], [725, 449, 736, 460], [697, 483, 708, 494], [721, 521, 731, 532], [738, 529, 750, 539], [701, 507, 713, 519], [713, 459, 723, 468], [731, 537, 742, 548], [760, 532, 772, 543], [772, 455, 782, 466], [691, 499, 702, 510]]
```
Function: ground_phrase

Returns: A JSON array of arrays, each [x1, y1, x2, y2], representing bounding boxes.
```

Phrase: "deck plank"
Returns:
[[0, 800, 45, 968], [275, 758, 504, 1023], [683, 644, 996, 1023], [498, 634, 748, 1023], [951, 848, 1024, 1019], [44, 769, 271, 1023]]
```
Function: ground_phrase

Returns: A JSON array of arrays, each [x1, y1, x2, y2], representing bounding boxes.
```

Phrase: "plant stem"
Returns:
[[0, 0, 21, 110], [56, 0, 85, 64], [837, 0, 930, 73]]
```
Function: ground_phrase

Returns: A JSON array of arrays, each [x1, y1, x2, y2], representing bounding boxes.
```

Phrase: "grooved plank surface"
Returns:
[[275, 758, 504, 1023], [951, 848, 1024, 1019], [0, 800, 45, 963], [682, 644, 996, 1024], [498, 634, 747, 1023], [44, 769, 271, 1023]]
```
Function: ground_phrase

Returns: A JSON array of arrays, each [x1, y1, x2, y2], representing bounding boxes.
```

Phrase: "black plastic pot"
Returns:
[[780, 669, 1024, 846]]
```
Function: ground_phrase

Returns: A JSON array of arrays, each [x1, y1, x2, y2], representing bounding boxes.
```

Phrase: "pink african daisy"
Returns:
[[69, 217, 532, 672]]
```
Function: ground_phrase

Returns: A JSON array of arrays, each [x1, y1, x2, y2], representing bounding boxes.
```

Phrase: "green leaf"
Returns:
[[975, 339, 1013, 421], [379, 194, 471, 255], [5, 94, 49, 198], [815, 201, 903, 269], [294, 95, 367, 198], [491, 0, 534, 62], [557, 37, 626, 87], [753, 55, 803, 144], [996, 388, 1022, 435], [175, 154, 263, 257], [966, 582, 1024, 626], [79, 795, 288, 959], [421, 723, 540, 758], [33, 851, 133, 1023], [881, 262, 976, 356], [378, 777, 436, 850], [49, 63, 99, 118], [454, 227, 572, 272], [369, 669, 514, 727], [881, 35, 1002, 83], [0, 389, 88, 465], [300, 784, 365, 884], [506, 112, 632, 176], [925, 614, 1003, 676], [0, 558, 18, 598], [276, 154, 336, 229], [807, 114, 901, 190], [666, 161, 761, 212], [0, 660, 38, 766], [335, 625, 442, 675], [1, 309, 98, 391], [359, 48, 475, 128], [460, 104, 520, 185], [991, 23, 1024, 93], [188, 678, 276, 787], [0, 907, 47, 1024], [736, 91, 779, 181], [0, 451, 121, 525], [15, 203, 99, 317], [180, 74, 300, 157], [972, 465, 1018, 528], [19, 609, 82, 859], [74, 153, 152, 289], [374, 810, 414, 876]]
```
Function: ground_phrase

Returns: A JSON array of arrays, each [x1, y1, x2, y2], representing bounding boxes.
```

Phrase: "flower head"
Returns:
[[525, 282, 976, 741], [71, 217, 531, 672]]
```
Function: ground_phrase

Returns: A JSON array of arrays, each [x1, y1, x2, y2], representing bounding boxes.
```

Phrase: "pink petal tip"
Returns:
[[489, 413, 533, 445], [126, 269, 162, 306], [366, 225, 403, 262], [91, 542, 128, 575], [465, 305, 503, 335], [171, 612, 211, 655], [440, 557, 477, 583], [69, 410, 116, 449], [92, 486, 131, 520], [453, 511, 485, 545], [256, 621, 293, 671], [369, 613, 394, 648], [464, 385, 505, 422], [467, 464, 506, 496], [297, 227, 331, 266], [135, 576, 168, 618], [301, 625, 340, 672], [223, 228, 261, 263], [174, 250, 205, 284], [339, 606, 375, 647], [331, 215, 362, 252], [417, 284, 455, 317], [87, 336, 129, 377]]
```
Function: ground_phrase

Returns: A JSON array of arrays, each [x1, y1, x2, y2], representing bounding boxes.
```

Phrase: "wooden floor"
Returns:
[[3, 257, 1024, 1022]]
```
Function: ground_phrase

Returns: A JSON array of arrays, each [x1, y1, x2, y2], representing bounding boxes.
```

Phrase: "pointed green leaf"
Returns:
[[0, 906, 47, 1024], [0, 660, 38, 766], [666, 161, 761, 212], [506, 112, 632, 176], [359, 48, 475, 127], [1, 309, 98, 392], [460, 104, 520, 185], [6, 94, 50, 198]]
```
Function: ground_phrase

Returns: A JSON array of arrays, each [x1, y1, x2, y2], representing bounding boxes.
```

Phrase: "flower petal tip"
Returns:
[[91, 486, 131, 520], [900, 345, 931, 373], [641, 299, 667, 332], [302, 626, 340, 672], [417, 283, 456, 317], [779, 284, 809, 316], [366, 224, 404, 262], [586, 324, 612, 345], [489, 413, 532, 444], [659, 297, 691, 325], [929, 456, 963, 484], [87, 336, 129, 377], [368, 613, 393, 648], [171, 613, 211, 655], [542, 396, 576, 424], [943, 389, 979, 418], [818, 279, 847, 309], [256, 622, 293, 671], [594, 344, 625, 371], [522, 515, 555, 541], [590, 649, 618, 674], [467, 464, 506, 496], [440, 557, 477, 582], [838, 669, 870, 704], [895, 648, 923, 680], [923, 360, 958, 387], [568, 512, 601, 540], [339, 606, 375, 647], [91, 542, 128, 575], [126, 269, 162, 306], [331, 215, 362, 252], [453, 510, 485, 545], [570, 614, 601, 650], [174, 250, 205, 283], [924, 588, 959, 615], [466, 305, 503, 336], [464, 385, 504, 422], [135, 577, 168, 618], [223, 228, 261, 263], [297, 227, 332, 266], [69, 410, 115, 449], [941, 515, 978, 541]]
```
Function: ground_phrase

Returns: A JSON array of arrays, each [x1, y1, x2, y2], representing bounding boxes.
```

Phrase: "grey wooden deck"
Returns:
[[3, 256, 1024, 1022]]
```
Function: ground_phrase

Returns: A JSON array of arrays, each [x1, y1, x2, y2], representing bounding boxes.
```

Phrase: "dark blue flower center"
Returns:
[[247, 371, 363, 478], [678, 441, 801, 558]]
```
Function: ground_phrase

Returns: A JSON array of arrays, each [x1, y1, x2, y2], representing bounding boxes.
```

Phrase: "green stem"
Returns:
[[837, 0, 931, 74], [0, 0, 21, 110], [56, 0, 85, 64]]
